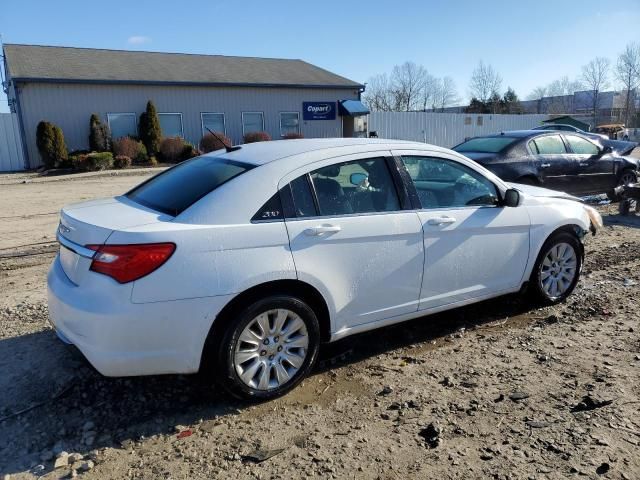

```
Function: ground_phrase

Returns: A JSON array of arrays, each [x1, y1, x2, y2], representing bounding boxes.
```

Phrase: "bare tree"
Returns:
[[363, 74, 396, 112], [581, 57, 610, 126], [527, 86, 547, 101], [469, 61, 502, 105], [433, 76, 459, 111], [615, 42, 640, 126], [391, 61, 428, 111], [545, 76, 582, 113], [420, 73, 439, 111]]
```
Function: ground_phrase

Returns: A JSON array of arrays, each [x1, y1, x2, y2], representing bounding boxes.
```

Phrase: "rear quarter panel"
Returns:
[[105, 221, 296, 304]]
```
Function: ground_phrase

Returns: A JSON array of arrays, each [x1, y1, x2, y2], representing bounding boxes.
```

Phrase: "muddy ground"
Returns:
[[0, 171, 639, 479]]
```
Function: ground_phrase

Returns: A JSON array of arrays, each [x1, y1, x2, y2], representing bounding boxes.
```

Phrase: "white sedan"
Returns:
[[48, 138, 602, 400]]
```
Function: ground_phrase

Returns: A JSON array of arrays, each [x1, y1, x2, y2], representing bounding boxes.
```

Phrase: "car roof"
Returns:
[[480, 130, 568, 139], [533, 124, 577, 130], [206, 138, 446, 166]]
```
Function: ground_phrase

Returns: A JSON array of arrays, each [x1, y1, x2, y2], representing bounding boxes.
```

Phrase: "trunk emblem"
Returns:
[[58, 223, 72, 234]]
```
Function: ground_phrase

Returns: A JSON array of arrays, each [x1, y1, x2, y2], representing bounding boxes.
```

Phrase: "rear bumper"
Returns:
[[47, 255, 233, 376]]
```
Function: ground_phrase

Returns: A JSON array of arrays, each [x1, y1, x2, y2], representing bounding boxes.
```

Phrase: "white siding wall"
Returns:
[[17, 82, 360, 168], [0, 113, 25, 171], [369, 112, 550, 148]]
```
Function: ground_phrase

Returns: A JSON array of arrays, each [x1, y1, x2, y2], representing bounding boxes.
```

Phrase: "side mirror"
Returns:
[[350, 172, 368, 186], [600, 145, 613, 155], [503, 188, 520, 207]]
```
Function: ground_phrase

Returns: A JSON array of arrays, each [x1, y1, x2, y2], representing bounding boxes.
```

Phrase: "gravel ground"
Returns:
[[1, 172, 639, 479]]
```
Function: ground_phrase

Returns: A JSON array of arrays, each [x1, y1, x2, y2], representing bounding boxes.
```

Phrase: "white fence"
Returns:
[[0, 113, 25, 171], [368, 112, 550, 148]]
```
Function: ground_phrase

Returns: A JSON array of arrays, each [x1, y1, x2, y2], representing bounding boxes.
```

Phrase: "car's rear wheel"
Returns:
[[216, 296, 320, 401], [607, 168, 638, 202], [529, 232, 582, 305]]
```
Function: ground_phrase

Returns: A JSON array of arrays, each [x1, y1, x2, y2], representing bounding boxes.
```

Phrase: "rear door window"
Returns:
[[126, 156, 252, 216], [531, 135, 567, 155], [308, 157, 400, 216]]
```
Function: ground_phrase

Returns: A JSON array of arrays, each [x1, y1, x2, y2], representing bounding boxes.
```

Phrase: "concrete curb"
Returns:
[[0, 167, 168, 185]]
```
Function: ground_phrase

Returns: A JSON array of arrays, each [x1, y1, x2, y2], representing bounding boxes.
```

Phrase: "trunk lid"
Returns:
[[57, 196, 171, 285]]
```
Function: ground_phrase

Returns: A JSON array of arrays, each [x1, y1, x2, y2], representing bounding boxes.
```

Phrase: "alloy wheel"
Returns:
[[619, 171, 637, 186], [233, 309, 309, 390], [539, 242, 578, 300]]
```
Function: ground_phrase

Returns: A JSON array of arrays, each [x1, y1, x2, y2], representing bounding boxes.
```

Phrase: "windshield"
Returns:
[[453, 137, 518, 153], [126, 156, 253, 216]]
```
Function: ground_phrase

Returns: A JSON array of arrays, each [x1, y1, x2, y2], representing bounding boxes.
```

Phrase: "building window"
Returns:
[[242, 112, 264, 135], [107, 113, 137, 140], [159, 113, 183, 138], [201, 113, 226, 137], [280, 112, 300, 136]]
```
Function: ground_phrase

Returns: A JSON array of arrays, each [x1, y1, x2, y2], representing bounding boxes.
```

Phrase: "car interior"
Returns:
[[403, 157, 499, 208], [309, 159, 400, 215]]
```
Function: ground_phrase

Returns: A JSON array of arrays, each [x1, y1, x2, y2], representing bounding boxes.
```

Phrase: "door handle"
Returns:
[[579, 162, 589, 167], [304, 225, 341, 236], [540, 163, 551, 168], [426, 216, 456, 226]]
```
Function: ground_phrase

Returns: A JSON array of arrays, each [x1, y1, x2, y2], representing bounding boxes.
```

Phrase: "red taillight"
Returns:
[[86, 243, 175, 283]]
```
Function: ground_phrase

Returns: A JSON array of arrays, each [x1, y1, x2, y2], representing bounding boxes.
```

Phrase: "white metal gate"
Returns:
[[368, 112, 550, 148], [0, 113, 25, 171]]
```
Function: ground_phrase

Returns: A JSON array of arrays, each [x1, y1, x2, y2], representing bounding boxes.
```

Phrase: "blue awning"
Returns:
[[338, 100, 370, 117]]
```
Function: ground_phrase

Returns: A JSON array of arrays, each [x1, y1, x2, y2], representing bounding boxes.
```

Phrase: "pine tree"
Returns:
[[139, 101, 162, 154], [52, 125, 68, 167], [89, 114, 111, 151], [36, 121, 56, 168]]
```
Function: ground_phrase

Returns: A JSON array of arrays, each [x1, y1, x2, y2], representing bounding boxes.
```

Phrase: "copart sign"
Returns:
[[303, 102, 336, 120]]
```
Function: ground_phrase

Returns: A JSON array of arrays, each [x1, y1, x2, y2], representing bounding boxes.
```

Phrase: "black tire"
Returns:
[[608, 169, 638, 202], [214, 295, 320, 401], [529, 232, 582, 305]]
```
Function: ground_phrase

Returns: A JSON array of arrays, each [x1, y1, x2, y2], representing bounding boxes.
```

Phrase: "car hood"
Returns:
[[459, 152, 499, 163], [507, 182, 582, 202]]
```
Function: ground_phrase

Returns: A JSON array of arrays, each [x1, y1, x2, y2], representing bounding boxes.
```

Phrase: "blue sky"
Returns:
[[1, 0, 639, 112]]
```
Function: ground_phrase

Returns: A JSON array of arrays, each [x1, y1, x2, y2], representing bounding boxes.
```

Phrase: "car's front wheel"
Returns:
[[216, 296, 320, 401], [529, 232, 582, 304], [607, 168, 638, 202]]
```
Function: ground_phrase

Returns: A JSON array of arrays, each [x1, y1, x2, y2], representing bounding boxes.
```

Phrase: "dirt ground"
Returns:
[[1, 171, 639, 480]]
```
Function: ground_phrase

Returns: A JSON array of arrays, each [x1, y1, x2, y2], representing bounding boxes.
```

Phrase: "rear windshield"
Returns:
[[126, 156, 253, 216], [453, 137, 518, 153]]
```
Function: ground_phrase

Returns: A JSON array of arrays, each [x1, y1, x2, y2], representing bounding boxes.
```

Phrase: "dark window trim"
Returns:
[[125, 157, 254, 216], [391, 155, 421, 210], [280, 184, 297, 219], [305, 173, 322, 216]]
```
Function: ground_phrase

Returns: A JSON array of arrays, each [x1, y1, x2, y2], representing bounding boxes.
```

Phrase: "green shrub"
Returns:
[[89, 114, 111, 152], [36, 121, 68, 169], [52, 126, 68, 167], [243, 131, 271, 143], [83, 152, 114, 171], [159, 136, 187, 163], [69, 153, 88, 171], [113, 155, 132, 169], [138, 101, 162, 155], [147, 155, 158, 167], [181, 142, 199, 161], [113, 137, 147, 163], [199, 132, 232, 153], [36, 121, 56, 168]]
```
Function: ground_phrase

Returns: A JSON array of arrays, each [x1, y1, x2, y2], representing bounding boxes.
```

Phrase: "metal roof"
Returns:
[[3, 44, 363, 89]]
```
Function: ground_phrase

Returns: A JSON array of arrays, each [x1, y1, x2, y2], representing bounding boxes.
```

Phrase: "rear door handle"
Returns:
[[540, 163, 551, 168], [426, 216, 456, 226], [579, 162, 589, 167], [304, 225, 341, 236]]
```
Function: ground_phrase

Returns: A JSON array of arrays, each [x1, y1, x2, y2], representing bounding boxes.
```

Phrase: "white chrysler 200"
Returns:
[[48, 139, 603, 400]]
